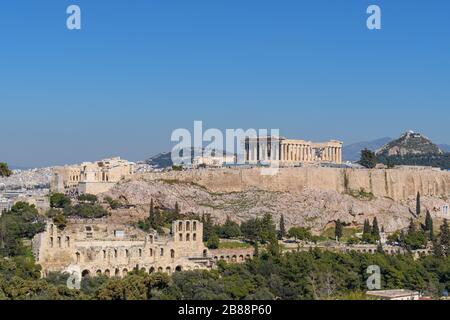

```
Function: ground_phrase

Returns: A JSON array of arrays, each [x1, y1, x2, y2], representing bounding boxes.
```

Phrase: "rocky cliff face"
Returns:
[[104, 167, 450, 233]]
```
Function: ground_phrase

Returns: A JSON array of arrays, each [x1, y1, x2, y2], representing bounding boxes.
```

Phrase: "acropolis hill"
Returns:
[[105, 166, 450, 233]]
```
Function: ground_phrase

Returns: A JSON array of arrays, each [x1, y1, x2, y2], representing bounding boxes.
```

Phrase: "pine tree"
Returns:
[[416, 192, 421, 216], [278, 214, 286, 240], [335, 219, 343, 241], [372, 217, 380, 240], [424, 210, 434, 240]]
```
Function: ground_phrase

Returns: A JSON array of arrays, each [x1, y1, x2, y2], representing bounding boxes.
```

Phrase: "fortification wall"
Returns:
[[135, 167, 450, 201]]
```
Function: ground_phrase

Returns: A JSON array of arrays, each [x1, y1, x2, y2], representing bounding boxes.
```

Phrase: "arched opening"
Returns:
[[115, 268, 120, 277], [245, 254, 250, 260], [125, 249, 130, 258], [66, 236, 70, 247], [122, 268, 128, 276], [150, 248, 153, 256], [239, 255, 244, 262], [149, 235, 154, 244], [220, 256, 224, 260], [232, 255, 237, 262], [82, 269, 90, 278], [171, 249, 175, 258], [186, 221, 190, 231], [114, 249, 118, 258], [193, 221, 197, 231], [96, 269, 102, 276], [166, 267, 172, 274], [179, 233, 183, 241], [104, 269, 110, 277], [193, 233, 197, 241], [203, 249, 208, 258], [160, 248, 164, 256], [158, 267, 163, 273], [175, 265, 182, 272], [103, 250, 107, 259], [149, 267, 155, 274], [178, 221, 183, 231], [76, 252, 81, 263], [186, 233, 190, 241], [139, 249, 142, 257]]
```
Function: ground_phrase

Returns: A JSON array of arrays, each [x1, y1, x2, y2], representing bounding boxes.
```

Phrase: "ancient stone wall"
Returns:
[[135, 167, 450, 201]]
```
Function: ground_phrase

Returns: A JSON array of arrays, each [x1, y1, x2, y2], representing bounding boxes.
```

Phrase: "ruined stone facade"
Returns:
[[51, 157, 135, 195], [32, 219, 213, 277], [244, 136, 343, 165]]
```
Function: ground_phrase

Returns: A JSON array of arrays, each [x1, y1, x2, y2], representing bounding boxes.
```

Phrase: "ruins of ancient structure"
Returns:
[[32, 218, 253, 278], [244, 136, 343, 165], [50, 157, 135, 195]]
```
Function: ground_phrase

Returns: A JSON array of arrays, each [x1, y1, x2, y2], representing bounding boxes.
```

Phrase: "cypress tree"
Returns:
[[416, 192, 421, 216], [408, 218, 416, 234], [335, 219, 343, 241], [278, 214, 286, 240], [372, 217, 380, 240], [425, 210, 434, 240], [363, 219, 371, 235]]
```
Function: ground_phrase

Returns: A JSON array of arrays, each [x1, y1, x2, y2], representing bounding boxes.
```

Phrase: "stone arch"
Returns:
[[158, 267, 163, 272], [76, 252, 81, 263], [203, 249, 208, 258], [115, 268, 120, 277], [104, 269, 110, 277], [193, 221, 197, 231], [232, 255, 237, 262], [220, 256, 225, 260], [245, 254, 250, 260], [139, 248, 142, 257], [82, 269, 90, 278], [160, 248, 164, 256], [178, 221, 183, 231], [149, 248, 153, 256], [122, 268, 128, 276], [166, 267, 172, 274], [175, 265, 182, 272], [149, 267, 155, 274], [171, 249, 175, 258], [96, 269, 102, 276], [186, 233, 190, 241], [239, 255, 244, 262], [186, 221, 191, 231]]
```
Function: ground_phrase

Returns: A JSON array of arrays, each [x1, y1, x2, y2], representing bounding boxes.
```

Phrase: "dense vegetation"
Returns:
[[1, 198, 450, 300], [48, 193, 109, 225], [377, 153, 450, 170], [0, 202, 45, 257]]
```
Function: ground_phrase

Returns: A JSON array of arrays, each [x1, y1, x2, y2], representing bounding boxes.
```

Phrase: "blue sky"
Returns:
[[1, 0, 449, 167]]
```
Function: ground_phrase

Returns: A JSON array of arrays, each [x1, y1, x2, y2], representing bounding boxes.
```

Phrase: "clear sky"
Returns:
[[1, 0, 449, 167]]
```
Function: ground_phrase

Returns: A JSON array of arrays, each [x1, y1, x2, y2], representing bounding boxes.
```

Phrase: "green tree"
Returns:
[[363, 219, 371, 235], [50, 193, 71, 209], [217, 217, 241, 239], [372, 217, 380, 241], [287, 227, 312, 241], [278, 214, 286, 240], [335, 220, 343, 241], [0, 163, 12, 177], [201, 213, 214, 241], [416, 192, 421, 216], [424, 210, 434, 240], [439, 219, 450, 256], [206, 233, 220, 249], [359, 149, 377, 169]]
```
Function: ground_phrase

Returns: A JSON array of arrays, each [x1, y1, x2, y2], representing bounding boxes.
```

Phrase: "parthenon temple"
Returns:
[[244, 137, 343, 165]]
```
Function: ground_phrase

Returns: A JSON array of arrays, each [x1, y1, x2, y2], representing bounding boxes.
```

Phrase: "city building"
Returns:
[[51, 157, 135, 195], [192, 154, 236, 168], [243, 136, 343, 165], [0, 197, 12, 215]]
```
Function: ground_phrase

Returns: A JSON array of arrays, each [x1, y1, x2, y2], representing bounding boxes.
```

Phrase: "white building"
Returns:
[[0, 197, 12, 215], [366, 289, 421, 300]]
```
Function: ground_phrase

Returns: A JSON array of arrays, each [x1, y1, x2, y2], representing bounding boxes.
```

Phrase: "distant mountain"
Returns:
[[438, 144, 450, 153], [376, 131, 443, 157], [343, 137, 391, 161], [145, 152, 173, 169]]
